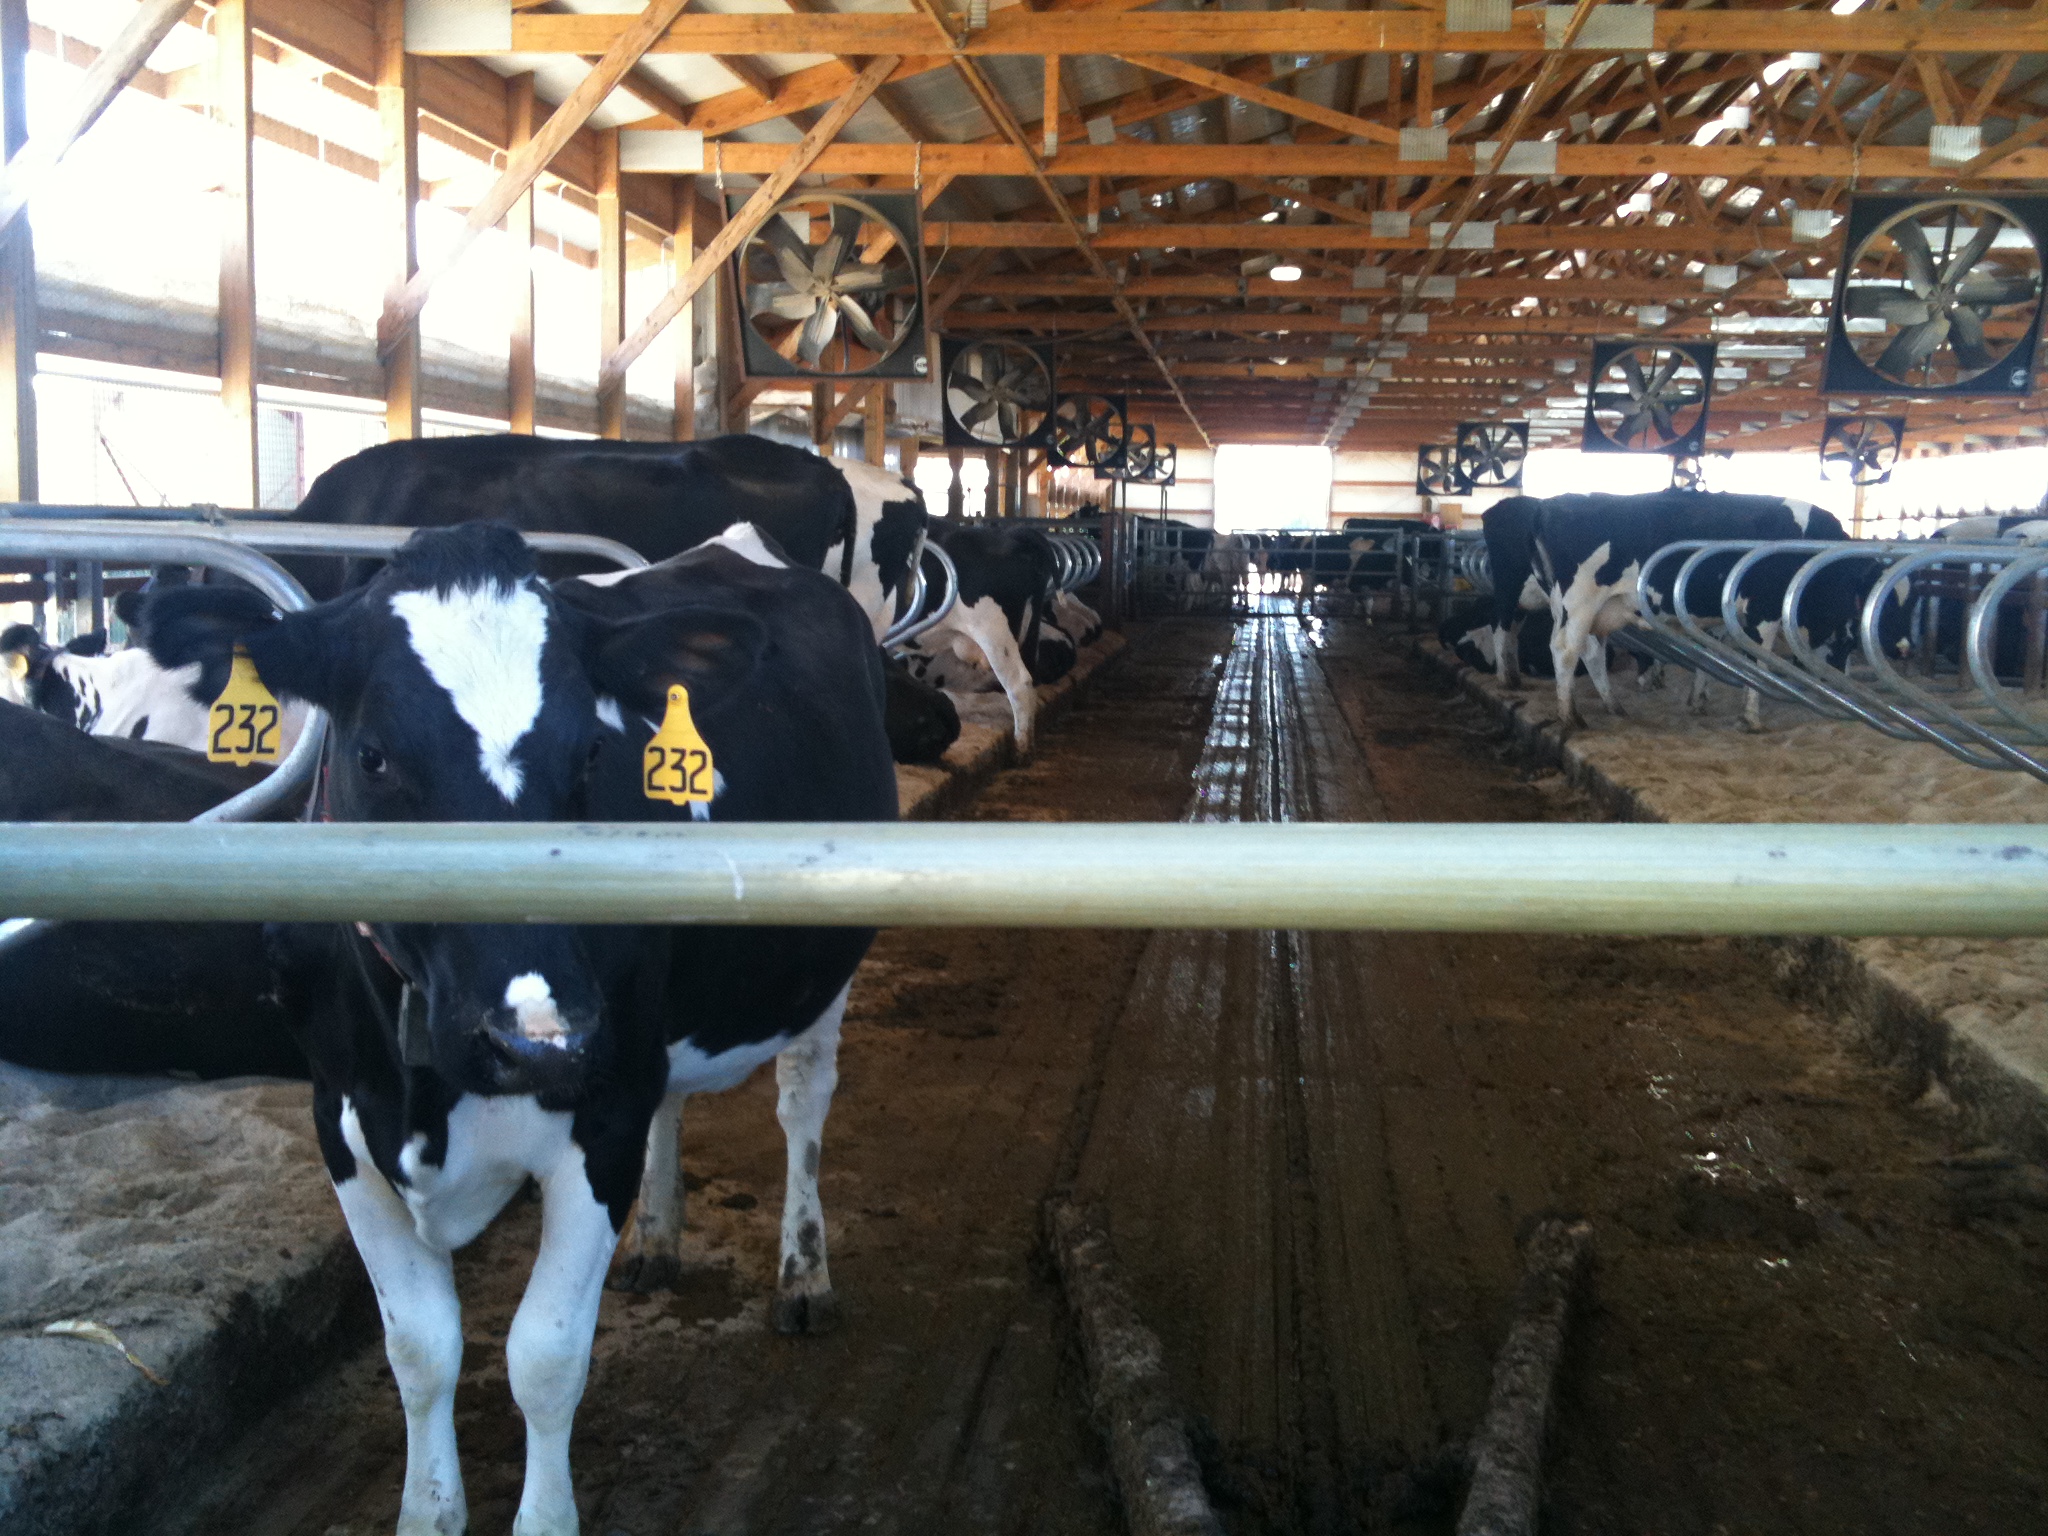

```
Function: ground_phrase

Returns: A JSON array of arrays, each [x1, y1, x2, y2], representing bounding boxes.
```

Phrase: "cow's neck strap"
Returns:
[[318, 756, 433, 1068]]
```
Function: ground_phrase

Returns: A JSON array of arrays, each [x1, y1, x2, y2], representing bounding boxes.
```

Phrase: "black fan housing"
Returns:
[[1582, 340, 1717, 455], [1454, 420, 1528, 489], [1415, 444, 1459, 496], [1823, 194, 2048, 398], [1049, 392, 1130, 471], [728, 189, 928, 381], [1819, 415, 1907, 485], [1670, 453, 1704, 491], [940, 337, 1055, 449]]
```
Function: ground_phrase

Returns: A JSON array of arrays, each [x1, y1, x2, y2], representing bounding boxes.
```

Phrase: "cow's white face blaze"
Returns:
[[391, 581, 550, 803]]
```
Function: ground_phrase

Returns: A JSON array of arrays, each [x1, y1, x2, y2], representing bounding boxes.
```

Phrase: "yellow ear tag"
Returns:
[[642, 683, 715, 806], [4, 650, 24, 680], [207, 647, 284, 766]]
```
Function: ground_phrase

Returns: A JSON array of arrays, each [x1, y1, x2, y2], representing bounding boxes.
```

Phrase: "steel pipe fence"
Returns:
[[2, 822, 2045, 937], [1622, 535, 2048, 781]]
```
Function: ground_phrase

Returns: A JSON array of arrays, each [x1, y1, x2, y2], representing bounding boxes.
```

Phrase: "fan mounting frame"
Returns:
[[939, 337, 1056, 450], [1415, 444, 1460, 497], [1098, 421, 1160, 484], [1822, 193, 2048, 399], [1454, 420, 1529, 490], [1048, 391, 1131, 472], [1819, 414, 1908, 486], [727, 188, 929, 382], [1582, 339, 1718, 455]]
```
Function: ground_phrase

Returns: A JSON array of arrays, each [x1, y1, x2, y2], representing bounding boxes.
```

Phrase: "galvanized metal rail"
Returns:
[[0, 822, 2042, 936], [1623, 535, 2048, 780]]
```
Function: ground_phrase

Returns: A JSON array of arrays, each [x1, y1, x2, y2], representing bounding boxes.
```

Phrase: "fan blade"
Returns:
[[962, 397, 999, 428], [1646, 352, 1684, 394], [1891, 217, 1938, 295], [1871, 296, 1936, 326], [997, 403, 1021, 441], [1618, 352, 1649, 398], [1843, 283, 1918, 319], [767, 292, 820, 321], [775, 244, 817, 293], [1646, 396, 1677, 440], [798, 300, 841, 363], [1945, 213, 2004, 284], [1947, 305, 1997, 373], [838, 295, 892, 354], [1872, 315, 1949, 379], [834, 266, 890, 293], [1954, 273, 2041, 307], [812, 234, 846, 282]]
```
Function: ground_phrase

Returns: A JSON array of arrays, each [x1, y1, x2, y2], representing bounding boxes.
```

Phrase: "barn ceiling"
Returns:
[[221, 2, 2048, 456]]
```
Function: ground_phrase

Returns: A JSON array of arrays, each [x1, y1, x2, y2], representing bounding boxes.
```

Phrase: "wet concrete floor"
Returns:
[[135, 616, 2048, 1535]]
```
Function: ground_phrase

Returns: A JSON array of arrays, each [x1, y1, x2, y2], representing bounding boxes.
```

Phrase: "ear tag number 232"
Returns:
[[643, 684, 715, 806], [208, 647, 283, 766]]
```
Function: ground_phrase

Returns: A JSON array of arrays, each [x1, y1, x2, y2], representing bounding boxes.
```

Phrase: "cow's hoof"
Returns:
[[773, 1286, 841, 1335], [1740, 717, 1766, 735], [608, 1249, 683, 1293]]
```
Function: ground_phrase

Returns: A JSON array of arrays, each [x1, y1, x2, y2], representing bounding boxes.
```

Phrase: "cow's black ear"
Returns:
[[143, 585, 351, 708], [0, 622, 48, 674], [64, 629, 108, 657], [588, 606, 768, 719], [112, 590, 146, 634]]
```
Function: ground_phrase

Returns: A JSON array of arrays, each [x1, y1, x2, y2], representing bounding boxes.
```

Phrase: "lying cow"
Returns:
[[0, 699, 307, 1079], [1530, 491, 1848, 732], [1933, 513, 2048, 544], [144, 521, 897, 1535]]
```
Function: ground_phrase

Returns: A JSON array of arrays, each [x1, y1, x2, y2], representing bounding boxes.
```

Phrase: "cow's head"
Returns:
[[145, 522, 765, 1101], [1, 624, 109, 725]]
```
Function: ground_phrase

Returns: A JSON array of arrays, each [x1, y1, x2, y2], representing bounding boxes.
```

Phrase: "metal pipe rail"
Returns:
[[1, 822, 2044, 937], [883, 541, 958, 649], [1626, 537, 2048, 780]]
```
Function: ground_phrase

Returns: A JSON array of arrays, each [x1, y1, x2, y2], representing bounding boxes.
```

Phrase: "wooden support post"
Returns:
[[1043, 54, 1061, 156], [900, 434, 919, 477], [375, 0, 420, 441], [864, 383, 887, 464], [947, 446, 964, 518], [597, 128, 626, 439], [217, 0, 258, 508], [1416, 51, 1434, 126], [0, 0, 38, 501], [507, 72, 537, 435], [984, 447, 1000, 518], [673, 177, 697, 441], [812, 381, 833, 449]]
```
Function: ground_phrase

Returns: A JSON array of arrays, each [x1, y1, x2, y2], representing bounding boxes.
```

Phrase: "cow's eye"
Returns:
[[358, 744, 389, 779]]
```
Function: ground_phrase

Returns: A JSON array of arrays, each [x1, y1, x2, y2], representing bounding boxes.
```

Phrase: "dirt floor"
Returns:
[[135, 616, 2048, 1536]]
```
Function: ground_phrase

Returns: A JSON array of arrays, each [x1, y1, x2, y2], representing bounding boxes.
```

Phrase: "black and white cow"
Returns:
[[144, 522, 897, 1536], [1933, 513, 2048, 544], [0, 619, 314, 754], [1530, 491, 1848, 732], [1477, 496, 1544, 687], [0, 698, 309, 1079], [278, 432, 960, 763], [900, 520, 1070, 746]]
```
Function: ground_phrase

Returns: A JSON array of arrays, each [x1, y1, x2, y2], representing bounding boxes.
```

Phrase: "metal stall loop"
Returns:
[[1, 821, 2045, 937], [1624, 535, 2048, 782]]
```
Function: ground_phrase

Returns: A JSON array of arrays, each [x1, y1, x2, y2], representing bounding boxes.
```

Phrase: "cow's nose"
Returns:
[[476, 974, 599, 1095]]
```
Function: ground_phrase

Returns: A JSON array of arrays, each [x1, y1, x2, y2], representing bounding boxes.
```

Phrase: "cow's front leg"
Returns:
[[950, 597, 1038, 754], [1550, 611, 1589, 733], [509, 1151, 620, 1536], [773, 986, 848, 1334], [612, 1090, 684, 1291], [333, 1171, 467, 1536], [1741, 621, 1779, 733], [1582, 635, 1624, 717]]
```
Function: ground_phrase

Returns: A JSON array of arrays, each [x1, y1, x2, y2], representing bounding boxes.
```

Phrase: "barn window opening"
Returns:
[[1214, 445, 1333, 532]]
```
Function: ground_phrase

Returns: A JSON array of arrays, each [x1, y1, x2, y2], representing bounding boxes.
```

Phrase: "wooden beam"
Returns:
[[598, 53, 899, 399], [0, 0, 191, 243], [217, 0, 258, 507], [378, 0, 691, 356], [1118, 52, 1401, 146], [700, 139, 2048, 182], [673, 176, 696, 442], [1956, 112, 2048, 179], [597, 129, 626, 440], [1043, 53, 1060, 157], [0, 0, 34, 500], [476, 9, 2048, 59], [376, 0, 420, 440], [925, 220, 1798, 252], [864, 383, 887, 465], [507, 71, 536, 434]]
